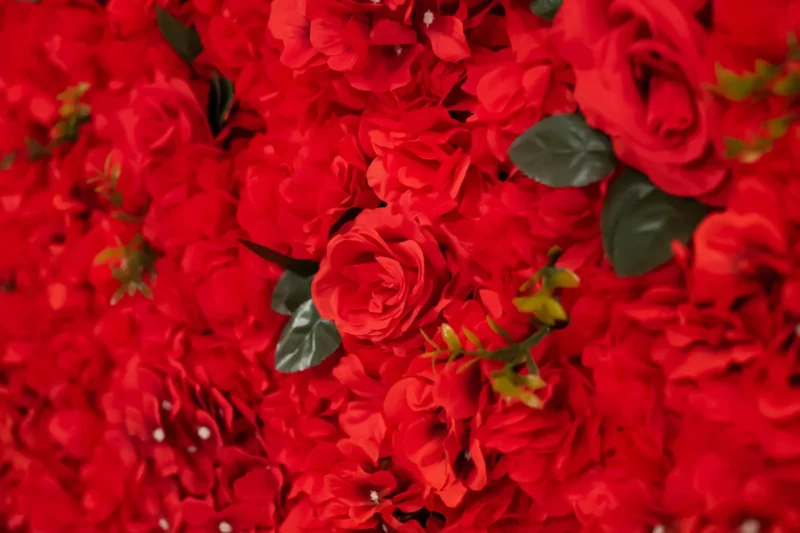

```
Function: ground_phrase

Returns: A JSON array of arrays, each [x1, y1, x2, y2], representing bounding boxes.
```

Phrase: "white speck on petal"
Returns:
[[161, 400, 172, 411], [463, 451, 471, 461], [423, 10, 434, 27], [197, 426, 212, 440], [381, 524, 389, 533], [369, 490, 380, 504], [394, 45, 403, 56], [219, 521, 233, 533], [152, 428, 165, 442], [740, 519, 760, 533], [371, 0, 381, 3], [187, 445, 198, 453], [653, 525, 666, 533], [158, 518, 169, 531]]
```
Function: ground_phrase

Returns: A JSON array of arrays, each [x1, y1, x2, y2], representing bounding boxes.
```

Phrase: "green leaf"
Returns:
[[713, 61, 781, 101], [238, 239, 319, 277], [529, 0, 562, 20], [137, 282, 153, 299], [271, 270, 313, 315], [110, 285, 126, 305], [774, 70, 800, 96], [25, 138, 49, 161], [0, 152, 15, 170], [93, 247, 118, 266], [508, 113, 616, 188], [207, 71, 235, 136], [274, 299, 341, 373], [766, 116, 792, 138], [112, 212, 142, 223], [723, 136, 747, 158], [601, 169, 707, 277], [788, 32, 800, 61], [155, 6, 203, 65], [601, 169, 656, 258]]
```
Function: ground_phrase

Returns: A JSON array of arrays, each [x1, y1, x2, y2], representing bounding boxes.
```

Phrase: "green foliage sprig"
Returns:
[[421, 247, 579, 409]]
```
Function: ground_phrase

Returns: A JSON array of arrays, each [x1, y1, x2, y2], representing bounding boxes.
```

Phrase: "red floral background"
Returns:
[[1, 0, 799, 532]]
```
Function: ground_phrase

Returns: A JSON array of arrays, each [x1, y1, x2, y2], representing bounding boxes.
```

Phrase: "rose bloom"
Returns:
[[103, 73, 212, 172], [311, 208, 449, 345], [555, 0, 727, 202]]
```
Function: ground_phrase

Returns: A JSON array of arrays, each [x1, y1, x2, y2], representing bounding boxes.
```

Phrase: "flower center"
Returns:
[[197, 426, 211, 440], [158, 518, 169, 531], [219, 521, 233, 533], [423, 10, 434, 27], [739, 519, 760, 533], [369, 490, 380, 504], [394, 45, 403, 56], [152, 428, 165, 442], [161, 400, 172, 411]]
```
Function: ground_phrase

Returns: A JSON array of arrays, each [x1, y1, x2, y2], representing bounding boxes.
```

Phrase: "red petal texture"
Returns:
[[1, 0, 800, 532]]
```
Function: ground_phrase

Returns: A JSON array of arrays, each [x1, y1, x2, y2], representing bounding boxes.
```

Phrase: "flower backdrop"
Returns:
[[1, 0, 800, 532]]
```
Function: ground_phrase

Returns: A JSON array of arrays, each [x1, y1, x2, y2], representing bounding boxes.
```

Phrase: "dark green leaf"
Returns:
[[25, 138, 49, 161], [530, 0, 562, 20], [207, 71, 235, 136], [601, 169, 708, 277], [274, 299, 341, 373], [600, 169, 656, 259], [508, 113, 616, 188], [271, 270, 313, 315], [155, 6, 203, 65], [239, 239, 319, 277]]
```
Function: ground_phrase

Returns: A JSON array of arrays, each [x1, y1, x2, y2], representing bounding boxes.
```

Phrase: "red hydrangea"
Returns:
[[1, 1, 799, 533]]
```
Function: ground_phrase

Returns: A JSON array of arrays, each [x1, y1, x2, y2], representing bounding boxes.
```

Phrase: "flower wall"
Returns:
[[1, 0, 799, 532]]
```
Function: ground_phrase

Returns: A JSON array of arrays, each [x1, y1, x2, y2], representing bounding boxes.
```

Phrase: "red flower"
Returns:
[[555, 0, 727, 201], [313, 449, 425, 530], [312, 208, 450, 345], [236, 119, 379, 260], [464, 3, 576, 167], [102, 73, 212, 173], [364, 107, 479, 220], [690, 177, 789, 304], [143, 146, 235, 253]]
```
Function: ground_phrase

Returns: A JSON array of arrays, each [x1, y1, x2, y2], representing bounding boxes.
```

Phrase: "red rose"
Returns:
[[555, 0, 727, 201], [311, 208, 450, 345], [105, 74, 211, 172]]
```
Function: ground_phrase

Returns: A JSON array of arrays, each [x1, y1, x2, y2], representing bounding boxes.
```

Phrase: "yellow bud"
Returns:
[[491, 376, 517, 397], [440, 323, 462, 353], [512, 293, 548, 315], [548, 268, 580, 289], [520, 392, 544, 409], [525, 374, 547, 390], [539, 298, 568, 326]]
